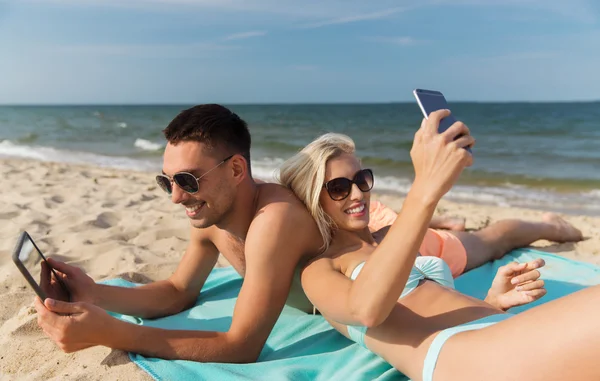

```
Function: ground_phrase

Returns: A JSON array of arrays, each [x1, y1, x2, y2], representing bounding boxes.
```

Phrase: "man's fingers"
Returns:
[[425, 109, 452, 134], [516, 279, 545, 292], [40, 261, 51, 289], [46, 258, 75, 276], [35, 297, 57, 327], [511, 269, 541, 284], [44, 299, 84, 315], [34, 296, 45, 311]]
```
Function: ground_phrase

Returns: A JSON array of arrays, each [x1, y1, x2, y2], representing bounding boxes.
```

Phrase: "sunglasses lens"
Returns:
[[327, 178, 352, 201], [155, 175, 172, 194], [355, 169, 374, 192], [173, 173, 199, 193]]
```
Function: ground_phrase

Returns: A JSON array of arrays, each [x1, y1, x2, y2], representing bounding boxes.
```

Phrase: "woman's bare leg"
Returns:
[[433, 284, 600, 381], [429, 215, 465, 231], [451, 213, 583, 272]]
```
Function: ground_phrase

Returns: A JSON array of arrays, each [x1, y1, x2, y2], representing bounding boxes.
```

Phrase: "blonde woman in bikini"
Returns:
[[279, 110, 587, 381]]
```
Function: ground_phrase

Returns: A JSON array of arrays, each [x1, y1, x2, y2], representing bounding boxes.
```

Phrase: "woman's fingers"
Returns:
[[425, 109, 452, 135], [516, 279, 545, 292], [524, 288, 547, 300], [442, 121, 470, 142], [451, 134, 476, 150], [498, 262, 528, 277], [511, 269, 542, 285]]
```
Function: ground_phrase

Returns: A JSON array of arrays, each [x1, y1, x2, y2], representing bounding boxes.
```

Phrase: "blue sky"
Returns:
[[0, 0, 599, 104]]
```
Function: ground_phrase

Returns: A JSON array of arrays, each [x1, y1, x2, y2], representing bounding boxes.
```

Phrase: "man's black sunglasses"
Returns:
[[323, 169, 374, 201], [155, 154, 234, 195]]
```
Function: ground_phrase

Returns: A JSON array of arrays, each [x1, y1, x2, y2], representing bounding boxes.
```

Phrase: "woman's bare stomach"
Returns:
[[345, 280, 504, 379]]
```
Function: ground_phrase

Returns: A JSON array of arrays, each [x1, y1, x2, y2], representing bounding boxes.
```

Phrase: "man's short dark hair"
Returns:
[[163, 104, 252, 176]]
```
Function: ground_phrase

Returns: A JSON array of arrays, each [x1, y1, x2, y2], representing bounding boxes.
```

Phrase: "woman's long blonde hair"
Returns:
[[278, 132, 356, 253]]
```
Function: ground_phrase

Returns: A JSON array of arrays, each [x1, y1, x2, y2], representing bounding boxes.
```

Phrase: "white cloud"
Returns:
[[365, 36, 420, 46], [223, 31, 267, 40], [298, 7, 409, 29], [44, 42, 240, 57]]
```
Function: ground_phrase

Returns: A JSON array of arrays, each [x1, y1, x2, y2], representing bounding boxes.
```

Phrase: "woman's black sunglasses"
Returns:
[[323, 169, 374, 201], [155, 155, 234, 195]]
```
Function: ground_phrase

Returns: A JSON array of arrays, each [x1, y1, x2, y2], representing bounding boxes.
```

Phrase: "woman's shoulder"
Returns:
[[304, 241, 369, 278], [305, 248, 337, 268], [302, 243, 347, 275], [371, 225, 392, 243]]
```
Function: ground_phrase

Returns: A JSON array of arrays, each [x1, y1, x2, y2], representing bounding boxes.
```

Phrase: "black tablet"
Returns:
[[12, 231, 71, 302]]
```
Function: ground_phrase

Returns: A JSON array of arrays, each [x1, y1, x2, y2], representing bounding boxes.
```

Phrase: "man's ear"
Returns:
[[231, 155, 248, 183]]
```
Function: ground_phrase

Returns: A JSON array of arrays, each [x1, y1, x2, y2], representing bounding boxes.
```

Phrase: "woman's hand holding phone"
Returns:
[[410, 109, 475, 203]]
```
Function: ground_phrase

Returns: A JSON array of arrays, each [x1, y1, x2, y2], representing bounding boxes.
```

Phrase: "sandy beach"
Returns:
[[1, 157, 598, 381]]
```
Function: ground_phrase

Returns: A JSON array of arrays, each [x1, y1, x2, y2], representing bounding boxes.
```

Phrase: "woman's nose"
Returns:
[[348, 183, 364, 201]]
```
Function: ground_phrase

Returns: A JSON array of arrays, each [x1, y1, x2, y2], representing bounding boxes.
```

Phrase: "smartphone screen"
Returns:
[[413, 89, 471, 152], [12, 232, 71, 302]]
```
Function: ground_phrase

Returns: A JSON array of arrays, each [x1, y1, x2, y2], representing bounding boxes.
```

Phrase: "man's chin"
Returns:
[[189, 218, 213, 229]]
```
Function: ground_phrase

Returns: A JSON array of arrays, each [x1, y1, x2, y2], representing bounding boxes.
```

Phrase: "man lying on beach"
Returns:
[[33, 104, 557, 362]]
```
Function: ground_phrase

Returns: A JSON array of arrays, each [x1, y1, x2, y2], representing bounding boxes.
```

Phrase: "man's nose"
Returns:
[[170, 182, 189, 204]]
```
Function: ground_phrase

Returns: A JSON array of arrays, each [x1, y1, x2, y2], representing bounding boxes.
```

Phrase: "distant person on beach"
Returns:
[[33, 104, 533, 363], [279, 115, 587, 381]]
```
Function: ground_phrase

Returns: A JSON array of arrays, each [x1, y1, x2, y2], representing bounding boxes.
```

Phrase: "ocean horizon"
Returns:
[[1, 103, 599, 216]]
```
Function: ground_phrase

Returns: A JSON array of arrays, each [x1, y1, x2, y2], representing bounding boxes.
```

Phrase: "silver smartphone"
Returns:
[[413, 88, 471, 153]]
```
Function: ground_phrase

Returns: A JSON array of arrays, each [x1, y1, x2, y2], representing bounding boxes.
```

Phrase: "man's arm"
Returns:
[[104, 201, 321, 362], [93, 227, 219, 318]]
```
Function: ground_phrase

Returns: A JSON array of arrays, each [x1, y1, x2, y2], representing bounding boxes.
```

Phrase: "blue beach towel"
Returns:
[[103, 248, 600, 381]]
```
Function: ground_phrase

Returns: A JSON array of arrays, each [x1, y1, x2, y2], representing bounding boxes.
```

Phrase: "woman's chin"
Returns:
[[339, 219, 369, 232]]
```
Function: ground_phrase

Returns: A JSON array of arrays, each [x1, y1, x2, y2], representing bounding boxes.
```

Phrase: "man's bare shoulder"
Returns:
[[248, 183, 323, 255], [255, 182, 303, 203], [254, 182, 312, 215]]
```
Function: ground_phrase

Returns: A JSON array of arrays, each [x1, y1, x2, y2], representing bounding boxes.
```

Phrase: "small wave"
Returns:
[[0, 140, 160, 171], [371, 175, 413, 194], [443, 185, 600, 214], [585, 189, 600, 198], [134, 138, 163, 151], [0, 140, 47, 160], [252, 157, 285, 182], [117, 122, 128, 128]]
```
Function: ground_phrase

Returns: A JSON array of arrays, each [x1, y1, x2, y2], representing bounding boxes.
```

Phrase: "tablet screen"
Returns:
[[13, 232, 71, 302]]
